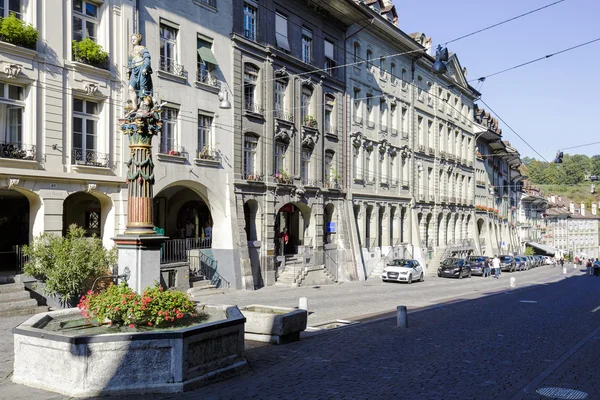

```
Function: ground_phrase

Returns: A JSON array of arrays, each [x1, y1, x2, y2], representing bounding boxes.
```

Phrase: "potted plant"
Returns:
[[0, 13, 39, 50], [198, 146, 214, 160], [23, 224, 117, 307], [72, 38, 109, 70], [276, 169, 291, 184], [168, 149, 181, 156], [303, 115, 318, 129]]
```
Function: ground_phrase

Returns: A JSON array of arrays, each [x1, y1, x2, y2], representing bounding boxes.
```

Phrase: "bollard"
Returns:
[[396, 306, 408, 328], [574, 264, 577, 269], [509, 277, 516, 288], [299, 297, 308, 311], [563, 267, 567, 275]]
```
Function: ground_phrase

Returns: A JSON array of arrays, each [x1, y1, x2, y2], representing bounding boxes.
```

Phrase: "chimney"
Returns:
[[581, 203, 585, 216], [551, 195, 556, 203], [569, 203, 575, 214], [592, 204, 597, 216]]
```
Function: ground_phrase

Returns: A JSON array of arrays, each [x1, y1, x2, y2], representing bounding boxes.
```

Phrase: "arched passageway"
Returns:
[[63, 192, 101, 237], [275, 202, 311, 255], [0, 190, 29, 272]]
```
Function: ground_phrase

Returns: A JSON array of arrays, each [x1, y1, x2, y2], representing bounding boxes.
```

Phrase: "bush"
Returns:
[[23, 224, 117, 303], [72, 38, 109, 69], [0, 14, 39, 49], [78, 281, 198, 328]]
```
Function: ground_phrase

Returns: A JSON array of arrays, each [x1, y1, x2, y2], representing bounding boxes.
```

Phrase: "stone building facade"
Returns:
[[230, 0, 368, 288]]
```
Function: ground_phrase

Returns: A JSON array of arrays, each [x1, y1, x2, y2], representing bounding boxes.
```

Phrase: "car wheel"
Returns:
[[437, 272, 441, 277], [407, 274, 412, 284], [420, 272, 424, 282]]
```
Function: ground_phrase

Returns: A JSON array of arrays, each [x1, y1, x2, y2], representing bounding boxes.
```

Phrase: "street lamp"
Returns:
[[218, 83, 233, 109]]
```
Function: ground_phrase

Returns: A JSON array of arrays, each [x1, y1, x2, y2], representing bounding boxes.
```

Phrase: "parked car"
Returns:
[[381, 259, 424, 284], [544, 256, 555, 265], [466, 255, 489, 276], [514, 256, 527, 271], [498, 255, 516, 272], [526, 255, 536, 269], [438, 258, 471, 279]]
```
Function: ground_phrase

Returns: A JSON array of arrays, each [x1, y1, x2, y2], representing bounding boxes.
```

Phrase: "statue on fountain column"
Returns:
[[127, 33, 153, 113]]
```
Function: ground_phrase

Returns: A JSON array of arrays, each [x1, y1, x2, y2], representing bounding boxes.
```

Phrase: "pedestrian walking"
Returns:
[[492, 255, 501, 279], [483, 257, 490, 278], [587, 259, 593, 276], [559, 258, 564, 268]]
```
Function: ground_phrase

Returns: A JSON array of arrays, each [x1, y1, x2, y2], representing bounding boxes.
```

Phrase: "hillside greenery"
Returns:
[[522, 154, 600, 206]]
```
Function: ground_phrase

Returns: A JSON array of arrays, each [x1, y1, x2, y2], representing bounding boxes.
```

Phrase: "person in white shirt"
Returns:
[[492, 255, 501, 279], [203, 222, 212, 246]]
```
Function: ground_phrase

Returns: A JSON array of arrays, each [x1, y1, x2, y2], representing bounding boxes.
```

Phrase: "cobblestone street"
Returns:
[[1, 265, 598, 399]]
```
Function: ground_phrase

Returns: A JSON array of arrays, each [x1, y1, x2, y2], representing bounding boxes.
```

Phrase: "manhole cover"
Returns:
[[536, 387, 588, 399]]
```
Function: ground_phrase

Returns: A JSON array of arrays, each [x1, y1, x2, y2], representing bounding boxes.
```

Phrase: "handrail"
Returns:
[[199, 253, 230, 289]]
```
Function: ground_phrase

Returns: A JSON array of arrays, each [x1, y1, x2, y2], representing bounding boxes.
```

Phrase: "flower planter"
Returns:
[[241, 304, 307, 344], [13, 305, 247, 397]]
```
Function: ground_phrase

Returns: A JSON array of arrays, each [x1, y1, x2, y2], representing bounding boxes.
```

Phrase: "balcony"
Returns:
[[245, 101, 265, 116], [0, 141, 35, 160], [243, 171, 264, 182], [159, 58, 186, 78], [196, 69, 219, 88], [303, 116, 318, 129], [71, 148, 109, 168], [275, 109, 293, 122]]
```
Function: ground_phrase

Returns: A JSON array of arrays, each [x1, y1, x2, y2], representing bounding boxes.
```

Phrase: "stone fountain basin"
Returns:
[[13, 305, 247, 397], [241, 304, 307, 344]]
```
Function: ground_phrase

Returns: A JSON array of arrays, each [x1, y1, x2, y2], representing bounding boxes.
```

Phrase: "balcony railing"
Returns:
[[196, 69, 219, 87], [158, 145, 187, 157], [0, 141, 35, 160], [159, 58, 186, 77], [72, 148, 109, 167], [365, 237, 377, 251], [160, 238, 211, 265], [245, 101, 265, 115], [275, 109, 293, 122]]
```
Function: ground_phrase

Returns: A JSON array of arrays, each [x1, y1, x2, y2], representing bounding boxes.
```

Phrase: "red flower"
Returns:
[[159, 286, 164, 292], [147, 321, 153, 326], [114, 306, 119, 311], [121, 300, 126, 305], [129, 324, 135, 328], [158, 311, 162, 316], [109, 321, 113, 326]]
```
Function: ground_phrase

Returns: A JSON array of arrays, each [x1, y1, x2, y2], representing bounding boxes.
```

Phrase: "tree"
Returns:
[[23, 225, 117, 304], [524, 247, 536, 256]]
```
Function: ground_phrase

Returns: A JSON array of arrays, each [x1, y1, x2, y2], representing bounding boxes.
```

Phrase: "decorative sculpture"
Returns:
[[126, 33, 153, 113], [119, 34, 162, 235]]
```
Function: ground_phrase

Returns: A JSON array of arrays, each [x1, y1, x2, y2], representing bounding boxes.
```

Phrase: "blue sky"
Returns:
[[393, 0, 600, 161]]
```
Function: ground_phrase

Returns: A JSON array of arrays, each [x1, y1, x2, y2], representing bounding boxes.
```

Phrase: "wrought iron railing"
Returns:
[[245, 101, 264, 115], [15, 245, 27, 273], [159, 58, 186, 77], [160, 238, 212, 264], [158, 144, 186, 157], [275, 109, 293, 122], [190, 253, 230, 289], [0, 141, 35, 160], [196, 69, 219, 87], [72, 148, 109, 167]]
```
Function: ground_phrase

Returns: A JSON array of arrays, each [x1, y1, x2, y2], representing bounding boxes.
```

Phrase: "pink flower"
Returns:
[[147, 321, 153, 326], [122, 300, 126, 305], [129, 324, 135, 329]]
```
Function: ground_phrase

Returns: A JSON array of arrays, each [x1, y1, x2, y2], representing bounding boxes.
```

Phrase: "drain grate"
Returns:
[[536, 387, 588, 399]]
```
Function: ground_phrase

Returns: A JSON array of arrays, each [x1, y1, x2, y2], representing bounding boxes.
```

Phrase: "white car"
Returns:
[[381, 259, 424, 284]]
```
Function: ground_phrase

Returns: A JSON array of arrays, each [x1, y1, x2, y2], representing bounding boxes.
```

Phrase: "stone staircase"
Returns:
[[427, 248, 448, 275], [368, 261, 386, 280], [187, 278, 226, 301], [275, 262, 304, 287], [0, 279, 48, 317], [296, 265, 337, 286]]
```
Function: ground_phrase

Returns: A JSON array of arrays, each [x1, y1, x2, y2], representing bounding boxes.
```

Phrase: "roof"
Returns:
[[526, 241, 556, 255]]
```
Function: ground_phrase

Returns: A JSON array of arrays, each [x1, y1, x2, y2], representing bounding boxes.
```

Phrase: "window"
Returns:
[[196, 0, 216, 6], [366, 49, 373, 68], [379, 99, 386, 130], [73, 0, 98, 42], [427, 120, 432, 149], [417, 76, 423, 100], [274, 141, 286, 175], [244, 64, 259, 109], [379, 56, 385, 77], [324, 39, 335, 76], [366, 93, 373, 124], [353, 42, 360, 64], [401, 107, 408, 137], [324, 94, 335, 134], [301, 147, 311, 183], [301, 86, 312, 125], [390, 62, 396, 83], [275, 13, 290, 52], [302, 28, 313, 64], [197, 113, 213, 155], [417, 116, 424, 147], [72, 98, 99, 164], [324, 151, 334, 184], [353, 88, 362, 123], [1, 0, 21, 19], [243, 134, 258, 178], [159, 23, 178, 73], [390, 103, 397, 133], [274, 79, 288, 119], [0, 82, 24, 145], [243, 3, 257, 41], [160, 107, 178, 154], [197, 38, 218, 86]]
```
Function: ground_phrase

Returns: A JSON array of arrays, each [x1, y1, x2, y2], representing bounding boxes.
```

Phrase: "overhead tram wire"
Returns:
[[478, 98, 550, 163], [470, 37, 600, 83], [445, 0, 567, 45]]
